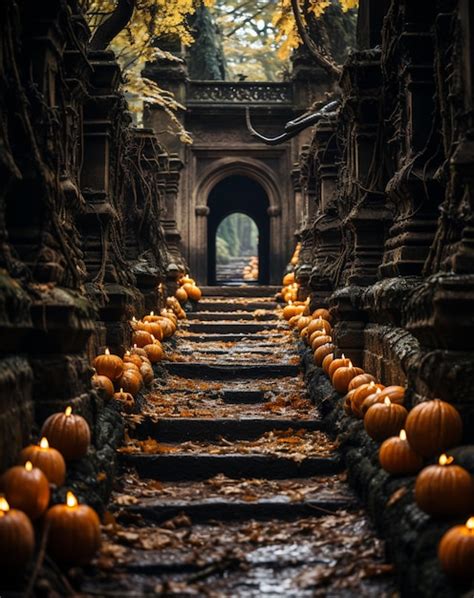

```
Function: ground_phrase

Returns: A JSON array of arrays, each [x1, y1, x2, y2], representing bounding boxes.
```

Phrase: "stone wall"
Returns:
[[295, 0, 474, 594], [0, 0, 178, 487]]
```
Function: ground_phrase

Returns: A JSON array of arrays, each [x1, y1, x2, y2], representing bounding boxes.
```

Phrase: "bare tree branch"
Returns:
[[290, 0, 342, 80], [90, 0, 136, 51]]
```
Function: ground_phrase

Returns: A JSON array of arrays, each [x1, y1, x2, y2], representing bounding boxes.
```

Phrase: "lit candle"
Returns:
[[0, 497, 35, 572], [2, 461, 50, 519], [19, 437, 66, 486], [45, 491, 101, 565], [379, 428, 423, 475], [438, 516, 474, 580]]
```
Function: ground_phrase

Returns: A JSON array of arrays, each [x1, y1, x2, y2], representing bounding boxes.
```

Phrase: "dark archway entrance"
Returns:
[[207, 175, 270, 285]]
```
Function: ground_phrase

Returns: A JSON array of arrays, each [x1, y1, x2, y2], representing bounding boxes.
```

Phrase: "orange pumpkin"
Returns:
[[140, 363, 154, 385], [312, 308, 331, 322], [156, 317, 175, 338], [288, 314, 301, 328], [19, 438, 66, 486], [314, 343, 335, 366], [0, 498, 35, 572], [312, 335, 333, 351], [41, 407, 91, 460], [360, 389, 385, 417], [175, 287, 188, 303], [113, 389, 135, 413], [137, 320, 163, 341], [322, 353, 334, 375], [143, 311, 160, 322], [45, 492, 101, 565], [405, 399, 463, 458], [132, 330, 154, 348], [117, 370, 142, 396], [364, 398, 408, 442], [351, 383, 385, 418], [180, 276, 196, 285], [348, 373, 376, 391], [344, 390, 356, 415], [332, 366, 364, 394], [123, 352, 143, 368], [131, 345, 148, 359], [307, 318, 329, 336], [379, 430, 423, 475], [296, 316, 311, 331], [183, 283, 201, 302], [92, 349, 123, 381], [283, 304, 303, 320], [415, 455, 474, 517], [91, 374, 114, 399], [1, 462, 50, 520], [283, 272, 295, 286], [378, 385, 405, 405], [310, 317, 331, 335], [144, 343, 164, 363], [328, 357, 351, 380], [438, 518, 474, 580]]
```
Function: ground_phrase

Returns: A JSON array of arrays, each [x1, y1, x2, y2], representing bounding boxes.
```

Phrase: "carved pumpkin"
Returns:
[[175, 287, 188, 303], [322, 353, 334, 376], [144, 342, 164, 363], [332, 366, 364, 394], [364, 398, 408, 442], [91, 374, 114, 399], [378, 385, 405, 405], [41, 406, 91, 460], [314, 343, 335, 366], [137, 320, 163, 341], [132, 330, 154, 348], [348, 373, 376, 391], [92, 349, 123, 381], [415, 455, 474, 517], [405, 399, 463, 458], [312, 335, 333, 351], [140, 363, 154, 385], [45, 492, 101, 565], [117, 369, 142, 396], [379, 430, 423, 475], [328, 356, 351, 380], [438, 517, 474, 580], [312, 308, 331, 322], [183, 283, 201, 302], [351, 383, 385, 418], [1, 462, 50, 520], [113, 389, 135, 413], [19, 437, 66, 486], [0, 498, 35, 573]]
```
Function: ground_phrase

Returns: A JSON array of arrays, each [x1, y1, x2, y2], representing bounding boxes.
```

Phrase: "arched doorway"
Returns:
[[216, 213, 259, 284], [207, 175, 270, 285]]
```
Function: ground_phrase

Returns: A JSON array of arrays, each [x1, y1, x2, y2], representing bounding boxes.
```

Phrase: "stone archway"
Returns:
[[192, 158, 284, 285]]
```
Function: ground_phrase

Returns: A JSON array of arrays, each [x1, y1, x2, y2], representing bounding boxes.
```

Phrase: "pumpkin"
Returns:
[[309, 328, 327, 343], [92, 349, 123, 381], [283, 272, 295, 286], [183, 283, 201, 302], [297, 316, 311, 331], [415, 454, 474, 517], [322, 353, 334, 375], [113, 389, 135, 413], [364, 398, 408, 442], [438, 518, 474, 580], [300, 327, 310, 343], [312, 308, 331, 322], [405, 399, 463, 458], [45, 492, 101, 565], [140, 363, 154, 385], [289, 314, 301, 328], [379, 430, 423, 475], [344, 392, 355, 415], [156, 317, 175, 338], [283, 304, 302, 320], [123, 352, 143, 368], [351, 383, 385, 418], [378, 385, 405, 405], [1, 462, 50, 520], [137, 320, 163, 341], [132, 330, 154, 348], [312, 335, 333, 351], [144, 343, 164, 363], [307, 318, 329, 336], [19, 437, 66, 486], [314, 343, 335, 366], [310, 317, 331, 335], [91, 374, 114, 399], [180, 276, 196, 285], [332, 366, 364, 394], [0, 498, 35, 572], [328, 356, 351, 380], [175, 287, 188, 303], [131, 345, 148, 359], [143, 311, 160, 322], [348, 373, 376, 391], [117, 370, 142, 396], [41, 406, 91, 460], [360, 389, 385, 417]]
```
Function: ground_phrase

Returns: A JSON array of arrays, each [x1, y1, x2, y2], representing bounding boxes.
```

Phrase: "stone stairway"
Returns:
[[82, 287, 395, 596]]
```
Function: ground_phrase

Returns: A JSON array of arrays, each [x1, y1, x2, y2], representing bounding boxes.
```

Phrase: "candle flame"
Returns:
[[151, 335, 156, 341], [66, 492, 78, 508], [105, 347, 110, 355], [125, 350, 130, 356], [369, 381, 375, 388], [65, 406, 72, 416], [466, 517, 474, 530], [376, 388, 382, 394], [384, 397, 391, 406], [439, 454, 454, 466], [150, 311, 154, 316], [288, 300, 293, 305], [120, 388, 124, 393], [341, 353, 345, 360], [133, 344, 138, 349], [0, 497, 9, 515], [25, 461, 33, 472], [399, 429, 407, 441], [348, 360, 353, 368], [40, 437, 49, 449], [132, 316, 137, 322]]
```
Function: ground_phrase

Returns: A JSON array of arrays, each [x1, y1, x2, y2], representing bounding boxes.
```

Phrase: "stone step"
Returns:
[[222, 389, 266, 403], [117, 494, 356, 524], [181, 333, 284, 342], [200, 286, 280, 297], [179, 347, 281, 356], [198, 301, 277, 312], [121, 453, 343, 481], [187, 322, 277, 334], [163, 362, 299, 379], [187, 311, 276, 322], [133, 417, 325, 442]]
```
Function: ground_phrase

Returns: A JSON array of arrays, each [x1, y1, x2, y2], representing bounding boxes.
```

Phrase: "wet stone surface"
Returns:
[[80, 290, 397, 597]]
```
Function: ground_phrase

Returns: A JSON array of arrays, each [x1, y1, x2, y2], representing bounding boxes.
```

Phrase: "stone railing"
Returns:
[[187, 81, 293, 105]]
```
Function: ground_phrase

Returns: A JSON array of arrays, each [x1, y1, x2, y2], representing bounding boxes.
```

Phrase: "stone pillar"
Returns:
[[162, 155, 185, 268]]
